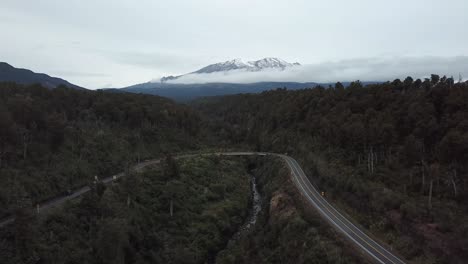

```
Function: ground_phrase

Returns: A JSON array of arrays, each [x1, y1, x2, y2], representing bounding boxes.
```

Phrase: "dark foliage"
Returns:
[[0, 156, 251, 264], [0, 82, 200, 218], [195, 77, 468, 263]]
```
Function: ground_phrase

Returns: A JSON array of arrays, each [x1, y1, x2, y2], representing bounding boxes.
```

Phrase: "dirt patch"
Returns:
[[269, 190, 297, 225]]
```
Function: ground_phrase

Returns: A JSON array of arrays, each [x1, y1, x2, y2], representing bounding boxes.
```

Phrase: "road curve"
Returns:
[[222, 152, 405, 264], [0, 152, 405, 264], [281, 155, 405, 264]]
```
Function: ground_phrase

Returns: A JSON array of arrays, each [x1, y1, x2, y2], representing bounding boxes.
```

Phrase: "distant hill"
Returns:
[[106, 81, 382, 101], [0, 62, 84, 89], [108, 82, 320, 101]]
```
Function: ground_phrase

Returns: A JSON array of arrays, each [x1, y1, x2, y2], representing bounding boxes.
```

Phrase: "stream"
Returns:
[[208, 174, 262, 263], [230, 174, 262, 241], [239, 174, 262, 233]]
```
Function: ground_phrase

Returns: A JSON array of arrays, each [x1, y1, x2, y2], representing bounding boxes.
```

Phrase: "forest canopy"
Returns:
[[1, 76, 468, 263], [0, 82, 201, 218], [194, 76, 468, 263]]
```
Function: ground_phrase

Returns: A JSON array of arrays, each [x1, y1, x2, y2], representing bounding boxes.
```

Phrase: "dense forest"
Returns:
[[0, 82, 200, 219], [0, 155, 252, 263], [195, 76, 468, 263], [1, 76, 468, 263], [0, 82, 367, 264]]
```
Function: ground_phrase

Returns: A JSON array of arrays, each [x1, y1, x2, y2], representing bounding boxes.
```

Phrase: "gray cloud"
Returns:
[[50, 71, 110, 78], [169, 56, 468, 84], [105, 50, 204, 73], [1, 0, 467, 88]]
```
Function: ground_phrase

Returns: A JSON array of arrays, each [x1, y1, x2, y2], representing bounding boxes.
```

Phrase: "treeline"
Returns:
[[0, 83, 201, 218], [195, 76, 468, 263]]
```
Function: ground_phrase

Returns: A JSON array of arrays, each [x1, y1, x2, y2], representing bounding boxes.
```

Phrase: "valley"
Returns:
[[2, 1, 467, 263]]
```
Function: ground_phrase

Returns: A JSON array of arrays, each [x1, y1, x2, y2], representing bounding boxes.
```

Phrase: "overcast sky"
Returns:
[[1, 0, 467, 88]]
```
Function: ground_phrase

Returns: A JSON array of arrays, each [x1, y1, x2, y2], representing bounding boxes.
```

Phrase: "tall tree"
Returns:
[[431, 74, 440, 85]]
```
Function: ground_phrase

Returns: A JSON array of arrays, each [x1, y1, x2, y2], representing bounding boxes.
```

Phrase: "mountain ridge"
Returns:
[[105, 81, 318, 101], [107, 81, 381, 102], [0, 62, 84, 90]]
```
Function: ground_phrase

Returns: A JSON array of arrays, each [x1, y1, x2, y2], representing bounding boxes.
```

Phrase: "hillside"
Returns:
[[216, 156, 362, 264], [114, 82, 319, 101], [0, 83, 200, 219], [0, 62, 84, 90], [0, 155, 252, 263]]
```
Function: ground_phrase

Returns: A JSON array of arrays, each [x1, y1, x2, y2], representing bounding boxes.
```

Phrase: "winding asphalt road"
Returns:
[[282, 155, 405, 264], [0, 152, 405, 264]]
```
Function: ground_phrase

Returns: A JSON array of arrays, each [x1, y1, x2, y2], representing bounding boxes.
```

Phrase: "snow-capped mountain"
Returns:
[[193, 59, 252, 74], [247, 58, 300, 70], [160, 57, 300, 82]]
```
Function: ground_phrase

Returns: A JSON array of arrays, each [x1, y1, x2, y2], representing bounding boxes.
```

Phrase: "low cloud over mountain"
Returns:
[[162, 56, 468, 84], [160, 58, 300, 82]]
